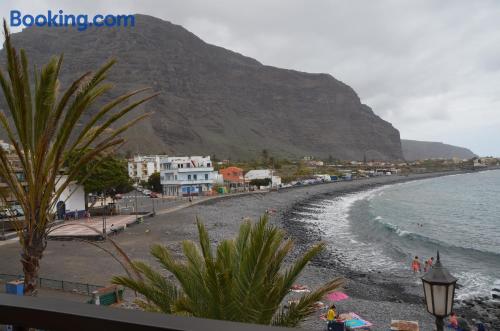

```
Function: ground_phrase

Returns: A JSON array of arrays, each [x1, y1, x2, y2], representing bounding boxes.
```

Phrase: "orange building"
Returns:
[[219, 167, 245, 187]]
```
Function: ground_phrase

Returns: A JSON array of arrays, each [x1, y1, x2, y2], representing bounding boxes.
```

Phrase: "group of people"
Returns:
[[411, 255, 434, 273], [448, 312, 486, 331]]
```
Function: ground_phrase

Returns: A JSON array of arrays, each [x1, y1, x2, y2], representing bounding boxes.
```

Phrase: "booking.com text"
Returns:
[[10, 10, 135, 31]]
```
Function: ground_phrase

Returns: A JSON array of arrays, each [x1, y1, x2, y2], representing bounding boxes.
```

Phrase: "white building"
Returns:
[[244, 169, 281, 188], [53, 176, 86, 220], [128, 155, 167, 182], [160, 156, 218, 196], [0, 140, 13, 152]]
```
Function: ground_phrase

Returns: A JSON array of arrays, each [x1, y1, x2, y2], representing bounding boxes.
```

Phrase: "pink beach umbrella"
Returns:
[[325, 291, 349, 302]]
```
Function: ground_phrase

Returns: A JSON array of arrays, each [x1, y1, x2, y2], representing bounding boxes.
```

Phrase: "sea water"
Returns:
[[299, 170, 500, 300]]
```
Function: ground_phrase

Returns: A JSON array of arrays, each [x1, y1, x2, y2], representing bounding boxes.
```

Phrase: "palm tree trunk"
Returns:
[[21, 233, 45, 296]]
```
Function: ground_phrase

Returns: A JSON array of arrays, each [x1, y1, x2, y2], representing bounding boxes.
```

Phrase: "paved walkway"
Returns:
[[48, 215, 139, 238]]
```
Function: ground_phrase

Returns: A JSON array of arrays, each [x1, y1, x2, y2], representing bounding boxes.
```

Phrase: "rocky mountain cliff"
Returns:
[[0, 14, 403, 160], [402, 139, 476, 160]]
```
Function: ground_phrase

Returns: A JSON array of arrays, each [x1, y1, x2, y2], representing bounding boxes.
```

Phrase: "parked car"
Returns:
[[149, 192, 159, 198], [114, 194, 123, 200], [143, 189, 151, 195], [0, 208, 19, 218], [11, 205, 24, 216]]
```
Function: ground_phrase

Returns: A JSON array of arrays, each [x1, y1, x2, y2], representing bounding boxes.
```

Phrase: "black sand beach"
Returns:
[[0, 171, 496, 330]]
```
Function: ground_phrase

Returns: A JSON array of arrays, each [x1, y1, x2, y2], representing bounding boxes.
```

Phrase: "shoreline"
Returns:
[[0, 169, 498, 330], [278, 170, 500, 330]]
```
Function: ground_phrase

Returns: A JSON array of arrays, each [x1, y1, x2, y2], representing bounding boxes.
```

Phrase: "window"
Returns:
[[194, 174, 197, 180], [188, 175, 191, 180], [207, 163, 211, 167], [187, 163, 191, 168], [205, 174, 209, 180]]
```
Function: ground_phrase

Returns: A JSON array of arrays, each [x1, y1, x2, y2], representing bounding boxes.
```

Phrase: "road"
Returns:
[[114, 191, 198, 214]]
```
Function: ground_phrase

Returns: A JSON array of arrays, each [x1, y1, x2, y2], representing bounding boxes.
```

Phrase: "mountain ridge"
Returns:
[[0, 14, 403, 160], [401, 139, 476, 161]]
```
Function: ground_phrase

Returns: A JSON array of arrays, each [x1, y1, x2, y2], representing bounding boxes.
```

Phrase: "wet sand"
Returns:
[[0, 171, 484, 330]]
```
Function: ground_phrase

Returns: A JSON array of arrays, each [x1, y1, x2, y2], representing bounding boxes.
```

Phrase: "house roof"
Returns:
[[219, 166, 243, 173], [245, 169, 272, 179]]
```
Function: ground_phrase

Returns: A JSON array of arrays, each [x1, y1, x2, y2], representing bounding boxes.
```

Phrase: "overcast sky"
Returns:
[[2, 0, 500, 156]]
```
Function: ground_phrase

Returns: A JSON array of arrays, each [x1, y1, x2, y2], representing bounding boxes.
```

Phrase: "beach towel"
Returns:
[[391, 320, 419, 331], [341, 312, 372, 329], [290, 284, 310, 293], [326, 291, 349, 302]]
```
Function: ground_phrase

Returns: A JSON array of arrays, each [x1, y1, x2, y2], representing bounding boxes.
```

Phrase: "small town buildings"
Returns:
[[473, 158, 488, 168], [305, 160, 324, 167], [128, 155, 167, 182], [160, 156, 218, 196], [53, 175, 86, 220], [219, 166, 246, 191], [244, 169, 281, 188]]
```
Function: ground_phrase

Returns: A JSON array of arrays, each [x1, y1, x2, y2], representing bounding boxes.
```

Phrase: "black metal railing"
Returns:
[[0, 274, 103, 296], [0, 293, 299, 331]]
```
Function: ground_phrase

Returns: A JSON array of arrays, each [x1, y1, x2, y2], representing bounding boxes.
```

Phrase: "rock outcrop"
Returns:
[[1, 14, 403, 160], [402, 139, 476, 160]]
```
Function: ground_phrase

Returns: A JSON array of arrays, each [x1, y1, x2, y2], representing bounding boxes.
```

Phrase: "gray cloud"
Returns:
[[2, 0, 499, 155]]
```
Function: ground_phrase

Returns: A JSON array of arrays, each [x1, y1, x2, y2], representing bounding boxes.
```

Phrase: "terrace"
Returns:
[[0, 293, 298, 331]]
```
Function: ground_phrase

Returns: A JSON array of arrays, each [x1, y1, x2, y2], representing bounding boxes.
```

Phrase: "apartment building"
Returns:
[[128, 155, 167, 182], [160, 156, 219, 196]]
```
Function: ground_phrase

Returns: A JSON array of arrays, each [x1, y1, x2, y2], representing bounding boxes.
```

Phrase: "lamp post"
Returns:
[[135, 179, 139, 221], [421, 251, 457, 331], [101, 194, 106, 239], [151, 195, 155, 216]]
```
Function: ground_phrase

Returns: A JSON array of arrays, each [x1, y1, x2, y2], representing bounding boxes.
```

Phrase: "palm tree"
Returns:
[[0, 21, 155, 295], [113, 216, 344, 327]]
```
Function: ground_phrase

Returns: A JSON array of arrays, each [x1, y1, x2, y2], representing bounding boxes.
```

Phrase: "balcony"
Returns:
[[162, 167, 214, 173], [0, 293, 298, 331], [161, 179, 213, 185]]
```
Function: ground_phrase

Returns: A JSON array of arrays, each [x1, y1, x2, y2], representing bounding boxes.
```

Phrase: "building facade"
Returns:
[[244, 169, 281, 188], [128, 155, 167, 182], [53, 175, 86, 220], [160, 156, 218, 196]]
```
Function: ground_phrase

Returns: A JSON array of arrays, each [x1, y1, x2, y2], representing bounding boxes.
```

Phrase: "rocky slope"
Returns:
[[402, 139, 476, 160], [0, 14, 403, 160]]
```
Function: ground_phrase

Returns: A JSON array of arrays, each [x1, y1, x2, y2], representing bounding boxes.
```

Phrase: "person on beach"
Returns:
[[424, 256, 434, 272], [472, 319, 486, 331], [449, 312, 459, 329], [457, 315, 472, 331], [411, 256, 422, 273], [326, 304, 336, 331]]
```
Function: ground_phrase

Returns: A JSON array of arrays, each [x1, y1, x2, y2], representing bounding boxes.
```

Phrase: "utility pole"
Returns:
[[151, 196, 155, 216], [101, 194, 106, 239], [135, 179, 138, 221]]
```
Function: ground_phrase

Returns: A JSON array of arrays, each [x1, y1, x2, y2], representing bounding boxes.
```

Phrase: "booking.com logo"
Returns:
[[10, 10, 135, 31]]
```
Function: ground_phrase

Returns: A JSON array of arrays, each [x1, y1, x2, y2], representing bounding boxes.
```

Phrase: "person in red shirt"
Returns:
[[411, 256, 422, 273]]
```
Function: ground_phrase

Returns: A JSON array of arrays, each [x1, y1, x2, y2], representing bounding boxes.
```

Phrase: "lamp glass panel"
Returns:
[[423, 282, 433, 313], [446, 283, 455, 315], [432, 284, 447, 316]]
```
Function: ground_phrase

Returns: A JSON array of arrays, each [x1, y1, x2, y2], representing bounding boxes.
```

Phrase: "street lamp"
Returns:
[[421, 251, 457, 331], [101, 194, 107, 239]]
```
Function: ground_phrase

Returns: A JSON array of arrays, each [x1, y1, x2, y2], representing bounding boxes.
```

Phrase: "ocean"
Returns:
[[298, 170, 500, 301]]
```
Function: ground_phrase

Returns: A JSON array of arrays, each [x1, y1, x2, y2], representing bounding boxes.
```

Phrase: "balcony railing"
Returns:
[[161, 179, 213, 185], [162, 167, 214, 173], [0, 293, 299, 331]]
